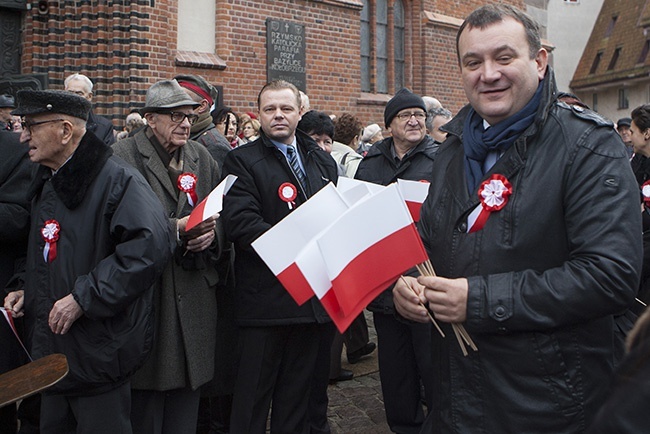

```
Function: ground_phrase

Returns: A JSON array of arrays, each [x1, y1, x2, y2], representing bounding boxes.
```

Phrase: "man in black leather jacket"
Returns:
[[394, 5, 641, 433]]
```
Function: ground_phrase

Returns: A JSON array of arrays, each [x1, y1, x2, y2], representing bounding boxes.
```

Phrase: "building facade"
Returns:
[[571, 0, 650, 122], [2, 0, 526, 129]]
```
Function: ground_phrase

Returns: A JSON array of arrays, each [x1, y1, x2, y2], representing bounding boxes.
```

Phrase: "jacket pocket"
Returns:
[[531, 331, 583, 420]]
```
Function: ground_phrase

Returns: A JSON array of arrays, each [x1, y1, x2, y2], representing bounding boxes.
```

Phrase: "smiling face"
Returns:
[[258, 88, 301, 145], [458, 16, 547, 125], [146, 105, 195, 153]]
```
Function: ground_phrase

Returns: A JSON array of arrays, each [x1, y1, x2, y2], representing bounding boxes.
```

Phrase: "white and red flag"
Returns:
[[396, 178, 430, 222], [185, 175, 238, 231], [317, 184, 429, 327], [251, 183, 349, 305]]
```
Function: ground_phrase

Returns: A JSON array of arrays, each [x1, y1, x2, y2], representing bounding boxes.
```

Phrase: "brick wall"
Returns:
[[22, 0, 523, 129]]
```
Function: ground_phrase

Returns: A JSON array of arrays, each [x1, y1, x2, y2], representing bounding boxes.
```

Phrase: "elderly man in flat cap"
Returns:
[[3, 89, 173, 433], [113, 79, 223, 433]]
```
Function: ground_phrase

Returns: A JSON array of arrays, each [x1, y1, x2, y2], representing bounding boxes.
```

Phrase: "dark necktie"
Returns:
[[287, 145, 307, 191]]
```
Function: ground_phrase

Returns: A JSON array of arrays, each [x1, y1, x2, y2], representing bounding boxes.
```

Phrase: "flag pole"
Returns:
[[415, 261, 478, 356]]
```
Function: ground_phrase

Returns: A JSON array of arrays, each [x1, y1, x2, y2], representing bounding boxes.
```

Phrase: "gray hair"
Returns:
[[64, 73, 93, 93], [426, 107, 452, 132]]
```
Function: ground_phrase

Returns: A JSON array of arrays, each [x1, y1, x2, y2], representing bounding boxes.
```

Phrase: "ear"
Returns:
[[535, 48, 548, 81], [61, 120, 74, 143]]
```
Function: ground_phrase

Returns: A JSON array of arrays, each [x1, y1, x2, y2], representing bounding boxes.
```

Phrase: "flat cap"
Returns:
[[0, 94, 15, 108], [617, 117, 632, 128], [174, 74, 218, 106], [12, 90, 91, 121], [140, 79, 200, 114]]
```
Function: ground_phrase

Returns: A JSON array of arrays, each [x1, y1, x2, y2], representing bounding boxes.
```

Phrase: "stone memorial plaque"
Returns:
[[266, 19, 306, 91]]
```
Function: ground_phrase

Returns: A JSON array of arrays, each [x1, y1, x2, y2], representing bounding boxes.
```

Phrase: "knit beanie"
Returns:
[[384, 88, 426, 128]]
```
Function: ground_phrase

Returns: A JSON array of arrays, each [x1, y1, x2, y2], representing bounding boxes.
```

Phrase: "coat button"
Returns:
[[495, 305, 506, 318], [458, 222, 467, 232]]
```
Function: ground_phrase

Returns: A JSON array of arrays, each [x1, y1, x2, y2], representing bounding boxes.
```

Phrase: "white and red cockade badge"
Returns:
[[178, 173, 198, 207], [467, 174, 512, 233], [41, 220, 60, 263], [642, 181, 650, 207], [278, 182, 298, 210]]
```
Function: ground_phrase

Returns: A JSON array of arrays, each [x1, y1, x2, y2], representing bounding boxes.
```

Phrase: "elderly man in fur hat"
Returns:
[[3, 89, 173, 433], [112, 79, 223, 433]]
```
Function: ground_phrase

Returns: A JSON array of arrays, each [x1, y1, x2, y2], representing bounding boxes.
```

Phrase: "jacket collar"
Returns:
[[367, 134, 436, 162], [29, 131, 112, 209]]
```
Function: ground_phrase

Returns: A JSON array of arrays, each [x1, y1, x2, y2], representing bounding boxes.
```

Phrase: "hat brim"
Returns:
[[140, 102, 200, 115]]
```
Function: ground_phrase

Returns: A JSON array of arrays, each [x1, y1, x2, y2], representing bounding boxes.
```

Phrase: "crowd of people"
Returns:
[[2, 3, 650, 434]]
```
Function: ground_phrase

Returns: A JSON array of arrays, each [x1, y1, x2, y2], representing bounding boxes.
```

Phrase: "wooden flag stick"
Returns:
[[416, 260, 478, 355], [400, 276, 445, 338], [451, 323, 469, 357]]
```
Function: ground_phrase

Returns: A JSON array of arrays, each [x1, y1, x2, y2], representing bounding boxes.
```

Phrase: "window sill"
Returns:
[[356, 92, 392, 106], [175, 51, 227, 70]]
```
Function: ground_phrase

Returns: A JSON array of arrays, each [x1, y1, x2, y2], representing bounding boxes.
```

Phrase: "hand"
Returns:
[[393, 276, 430, 323], [418, 275, 469, 323], [4, 290, 25, 318], [48, 294, 83, 335], [177, 215, 217, 253]]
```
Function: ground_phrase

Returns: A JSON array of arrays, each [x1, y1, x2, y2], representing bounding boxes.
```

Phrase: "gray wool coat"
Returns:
[[113, 128, 222, 391]]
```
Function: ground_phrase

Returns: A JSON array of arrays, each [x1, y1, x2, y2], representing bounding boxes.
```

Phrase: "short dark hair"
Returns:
[[456, 4, 542, 64], [257, 80, 301, 109], [298, 110, 334, 139], [632, 105, 650, 132]]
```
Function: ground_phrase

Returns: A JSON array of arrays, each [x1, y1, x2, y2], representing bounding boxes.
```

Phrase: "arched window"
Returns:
[[393, 0, 404, 90]]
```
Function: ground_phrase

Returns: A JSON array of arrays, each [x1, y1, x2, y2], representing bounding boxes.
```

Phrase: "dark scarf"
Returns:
[[463, 80, 543, 193]]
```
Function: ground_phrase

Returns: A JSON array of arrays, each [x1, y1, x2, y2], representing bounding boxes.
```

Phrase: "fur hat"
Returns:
[[140, 79, 200, 114], [174, 74, 218, 106], [12, 90, 91, 121], [361, 123, 382, 142], [384, 88, 426, 128]]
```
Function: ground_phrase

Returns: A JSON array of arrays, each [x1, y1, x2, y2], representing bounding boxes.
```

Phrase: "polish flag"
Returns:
[[397, 179, 430, 222], [186, 175, 238, 231], [317, 184, 429, 324], [251, 183, 349, 305]]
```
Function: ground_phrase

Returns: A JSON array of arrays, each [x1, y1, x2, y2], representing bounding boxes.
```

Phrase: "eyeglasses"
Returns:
[[396, 111, 427, 121], [164, 111, 199, 125], [21, 118, 65, 133]]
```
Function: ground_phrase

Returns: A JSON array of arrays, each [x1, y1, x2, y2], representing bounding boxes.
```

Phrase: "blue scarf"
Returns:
[[463, 81, 544, 193]]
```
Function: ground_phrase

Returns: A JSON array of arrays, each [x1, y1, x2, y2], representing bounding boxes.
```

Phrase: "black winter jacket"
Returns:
[[354, 134, 438, 313], [24, 132, 173, 395], [418, 69, 642, 433], [222, 130, 338, 326]]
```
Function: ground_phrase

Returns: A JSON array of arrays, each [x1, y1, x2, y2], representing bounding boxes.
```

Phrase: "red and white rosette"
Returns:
[[467, 174, 512, 233], [178, 172, 198, 207], [278, 182, 298, 210], [41, 220, 60, 263], [642, 181, 650, 207]]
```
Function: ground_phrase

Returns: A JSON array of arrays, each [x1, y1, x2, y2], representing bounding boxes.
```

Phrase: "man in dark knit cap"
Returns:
[[354, 87, 439, 433], [3, 89, 173, 433]]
